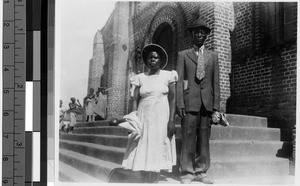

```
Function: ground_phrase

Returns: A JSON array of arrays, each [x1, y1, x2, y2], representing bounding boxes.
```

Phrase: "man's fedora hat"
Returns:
[[142, 44, 168, 69], [188, 17, 211, 33]]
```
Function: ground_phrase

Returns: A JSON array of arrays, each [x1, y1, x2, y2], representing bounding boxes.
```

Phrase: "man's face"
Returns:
[[192, 27, 207, 47]]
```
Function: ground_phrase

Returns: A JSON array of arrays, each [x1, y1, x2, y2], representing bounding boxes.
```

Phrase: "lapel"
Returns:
[[186, 47, 211, 68], [186, 48, 197, 65]]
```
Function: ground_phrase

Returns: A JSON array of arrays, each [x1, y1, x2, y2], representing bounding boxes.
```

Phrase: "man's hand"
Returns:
[[167, 120, 176, 139], [211, 111, 220, 124], [178, 108, 186, 118]]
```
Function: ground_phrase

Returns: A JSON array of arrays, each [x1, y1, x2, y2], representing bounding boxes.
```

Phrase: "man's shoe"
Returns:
[[195, 173, 214, 184], [180, 178, 192, 184]]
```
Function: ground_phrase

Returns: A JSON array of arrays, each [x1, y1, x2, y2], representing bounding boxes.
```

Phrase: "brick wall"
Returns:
[[101, 2, 296, 133], [131, 2, 232, 112], [213, 2, 235, 111], [227, 2, 297, 129], [132, 2, 215, 71]]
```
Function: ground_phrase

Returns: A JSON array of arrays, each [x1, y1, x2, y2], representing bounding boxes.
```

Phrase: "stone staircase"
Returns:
[[59, 114, 293, 183]]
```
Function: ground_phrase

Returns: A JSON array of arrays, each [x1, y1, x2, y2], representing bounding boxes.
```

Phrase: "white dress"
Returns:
[[122, 70, 177, 172], [94, 93, 107, 118], [85, 96, 95, 115]]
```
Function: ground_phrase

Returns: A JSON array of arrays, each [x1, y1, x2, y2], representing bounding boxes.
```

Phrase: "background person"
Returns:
[[59, 100, 67, 133], [68, 97, 82, 133], [84, 88, 95, 122], [94, 87, 107, 120]]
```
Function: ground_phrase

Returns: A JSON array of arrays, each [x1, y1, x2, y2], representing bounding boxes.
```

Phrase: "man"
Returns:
[[68, 97, 82, 133], [176, 17, 220, 184]]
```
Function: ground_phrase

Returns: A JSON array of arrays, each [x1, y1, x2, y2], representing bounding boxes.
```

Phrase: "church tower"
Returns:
[[87, 30, 105, 93]]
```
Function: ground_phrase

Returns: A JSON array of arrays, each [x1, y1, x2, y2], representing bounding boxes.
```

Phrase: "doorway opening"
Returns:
[[153, 23, 174, 71]]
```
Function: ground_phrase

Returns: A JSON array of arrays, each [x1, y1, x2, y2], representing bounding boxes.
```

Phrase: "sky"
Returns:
[[58, 0, 116, 106]]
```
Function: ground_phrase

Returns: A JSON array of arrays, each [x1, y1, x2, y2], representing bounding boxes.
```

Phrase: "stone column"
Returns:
[[87, 31, 105, 92], [106, 2, 130, 119]]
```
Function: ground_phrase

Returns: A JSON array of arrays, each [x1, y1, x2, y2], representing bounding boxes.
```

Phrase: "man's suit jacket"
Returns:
[[176, 47, 220, 112]]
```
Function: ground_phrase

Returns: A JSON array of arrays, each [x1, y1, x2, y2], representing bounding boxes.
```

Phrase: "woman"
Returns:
[[122, 44, 177, 183], [68, 97, 82, 133], [84, 88, 95, 122], [59, 100, 66, 133], [94, 87, 107, 120]]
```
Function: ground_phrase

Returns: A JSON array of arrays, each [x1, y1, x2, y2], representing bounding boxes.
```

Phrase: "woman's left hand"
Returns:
[[167, 120, 176, 139]]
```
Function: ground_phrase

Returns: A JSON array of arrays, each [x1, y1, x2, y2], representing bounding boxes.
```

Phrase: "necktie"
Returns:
[[196, 49, 205, 80]]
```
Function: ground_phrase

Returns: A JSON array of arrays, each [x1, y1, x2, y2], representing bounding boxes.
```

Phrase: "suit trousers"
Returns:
[[180, 105, 212, 180]]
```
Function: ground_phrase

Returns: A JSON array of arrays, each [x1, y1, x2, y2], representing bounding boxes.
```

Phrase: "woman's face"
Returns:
[[147, 51, 161, 70]]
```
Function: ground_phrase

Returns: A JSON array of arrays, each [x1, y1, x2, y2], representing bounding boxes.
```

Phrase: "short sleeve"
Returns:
[[130, 74, 140, 86], [168, 70, 178, 84]]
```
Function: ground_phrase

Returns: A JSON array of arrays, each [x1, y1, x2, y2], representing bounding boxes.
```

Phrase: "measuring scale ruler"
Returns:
[[2, 0, 26, 185]]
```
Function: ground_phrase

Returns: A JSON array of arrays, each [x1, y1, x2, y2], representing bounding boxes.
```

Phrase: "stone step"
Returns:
[[59, 148, 122, 182], [226, 114, 268, 127], [60, 138, 292, 164], [74, 126, 128, 136], [165, 157, 290, 180], [154, 175, 295, 184], [72, 125, 293, 141], [59, 161, 104, 182], [210, 125, 292, 141], [74, 114, 268, 128], [207, 156, 290, 178], [60, 140, 125, 165], [213, 175, 295, 185], [184, 140, 292, 158], [61, 134, 293, 157], [59, 143, 289, 180], [75, 120, 110, 127], [170, 156, 290, 179]]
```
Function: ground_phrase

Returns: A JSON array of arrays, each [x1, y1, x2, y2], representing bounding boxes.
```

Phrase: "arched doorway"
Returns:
[[152, 23, 174, 71]]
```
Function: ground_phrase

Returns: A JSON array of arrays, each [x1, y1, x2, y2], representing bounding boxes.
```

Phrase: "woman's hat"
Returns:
[[142, 44, 168, 69], [188, 17, 211, 34]]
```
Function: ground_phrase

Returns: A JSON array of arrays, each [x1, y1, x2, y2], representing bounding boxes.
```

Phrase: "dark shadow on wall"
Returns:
[[225, 72, 234, 114]]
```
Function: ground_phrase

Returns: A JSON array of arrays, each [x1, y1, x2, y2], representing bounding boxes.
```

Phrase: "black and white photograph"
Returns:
[[56, 0, 298, 184]]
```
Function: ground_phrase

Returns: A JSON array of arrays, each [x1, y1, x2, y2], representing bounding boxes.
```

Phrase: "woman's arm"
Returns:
[[168, 83, 176, 121], [132, 86, 140, 112], [76, 100, 82, 107], [167, 83, 176, 138]]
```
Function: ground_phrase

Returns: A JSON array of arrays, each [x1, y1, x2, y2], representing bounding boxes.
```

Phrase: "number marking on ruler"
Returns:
[[2, 0, 26, 185]]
